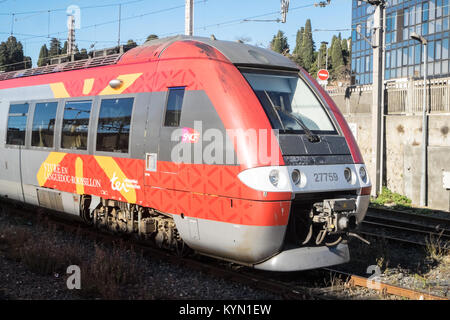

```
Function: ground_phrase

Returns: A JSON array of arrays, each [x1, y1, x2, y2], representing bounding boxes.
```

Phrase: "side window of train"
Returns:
[[31, 101, 58, 148], [164, 87, 185, 127], [6, 103, 29, 146], [61, 100, 92, 150], [96, 97, 134, 153]]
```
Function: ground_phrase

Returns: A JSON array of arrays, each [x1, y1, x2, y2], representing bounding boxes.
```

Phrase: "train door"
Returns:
[[0, 100, 30, 202]]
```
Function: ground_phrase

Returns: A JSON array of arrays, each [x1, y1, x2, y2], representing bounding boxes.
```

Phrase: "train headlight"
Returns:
[[344, 167, 352, 183], [291, 169, 301, 186], [269, 169, 279, 187], [359, 166, 368, 183]]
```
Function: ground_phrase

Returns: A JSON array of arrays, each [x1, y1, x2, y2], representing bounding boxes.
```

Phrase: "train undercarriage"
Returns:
[[79, 195, 188, 255]]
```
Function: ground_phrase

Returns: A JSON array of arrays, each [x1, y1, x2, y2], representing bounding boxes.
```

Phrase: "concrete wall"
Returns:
[[329, 87, 450, 211]]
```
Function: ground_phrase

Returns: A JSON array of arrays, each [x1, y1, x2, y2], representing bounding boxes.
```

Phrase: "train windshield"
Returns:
[[242, 72, 336, 134]]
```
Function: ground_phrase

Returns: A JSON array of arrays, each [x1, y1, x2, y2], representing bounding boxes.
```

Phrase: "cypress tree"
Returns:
[[0, 42, 8, 71], [331, 36, 345, 70], [300, 19, 314, 72], [316, 41, 328, 70], [341, 38, 349, 66], [38, 44, 49, 67], [61, 41, 68, 55], [293, 27, 304, 56], [270, 30, 289, 54], [49, 38, 61, 57]]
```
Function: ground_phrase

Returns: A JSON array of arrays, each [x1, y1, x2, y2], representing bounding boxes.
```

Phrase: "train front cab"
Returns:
[[235, 67, 372, 272]]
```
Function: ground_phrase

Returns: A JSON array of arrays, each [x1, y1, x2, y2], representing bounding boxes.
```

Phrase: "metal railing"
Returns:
[[327, 78, 450, 114]]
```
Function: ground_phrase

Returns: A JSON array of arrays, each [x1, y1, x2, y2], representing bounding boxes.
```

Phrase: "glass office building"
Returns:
[[351, 0, 450, 84]]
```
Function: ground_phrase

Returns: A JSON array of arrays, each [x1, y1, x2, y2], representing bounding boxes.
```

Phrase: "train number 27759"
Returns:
[[313, 172, 339, 182]]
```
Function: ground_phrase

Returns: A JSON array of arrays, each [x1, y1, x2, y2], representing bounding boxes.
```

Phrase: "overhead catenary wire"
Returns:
[[0, 0, 346, 70], [0, 0, 145, 16]]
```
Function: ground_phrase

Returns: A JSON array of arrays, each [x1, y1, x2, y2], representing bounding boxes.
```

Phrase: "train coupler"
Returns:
[[313, 198, 357, 234]]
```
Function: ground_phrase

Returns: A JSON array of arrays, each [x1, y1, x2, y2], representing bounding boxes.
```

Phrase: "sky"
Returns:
[[0, 0, 352, 67]]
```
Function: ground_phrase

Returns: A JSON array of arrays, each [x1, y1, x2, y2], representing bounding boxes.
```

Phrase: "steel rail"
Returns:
[[367, 206, 450, 228], [0, 200, 326, 300], [324, 268, 448, 301]]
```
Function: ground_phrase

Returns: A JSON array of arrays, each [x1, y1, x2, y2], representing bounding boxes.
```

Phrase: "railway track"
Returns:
[[360, 206, 450, 246], [0, 200, 448, 300]]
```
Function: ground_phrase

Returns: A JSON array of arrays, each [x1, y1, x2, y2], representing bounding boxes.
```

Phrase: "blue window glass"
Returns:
[[403, 47, 408, 66], [430, 0, 436, 20], [416, 4, 422, 23], [7, 103, 29, 145], [437, 18, 443, 32], [386, 51, 391, 68], [429, 21, 435, 34], [436, 40, 442, 59], [443, 38, 448, 58], [61, 100, 92, 150], [404, 7, 410, 26], [423, 2, 429, 22], [391, 49, 397, 68], [415, 43, 422, 64], [428, 41, 435, 61], [409, 45, 414, 65], [164, 88, 185, 127], [32, 102, 58, 148], [96, 98, 134, 153]]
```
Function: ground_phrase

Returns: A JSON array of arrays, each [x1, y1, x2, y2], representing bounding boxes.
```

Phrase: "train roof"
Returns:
[[0, 35, 299, 82], [138, 35, 299, 70]]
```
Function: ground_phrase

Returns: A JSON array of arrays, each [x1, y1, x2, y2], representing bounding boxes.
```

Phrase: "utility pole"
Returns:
[[185, 0, 194, 36], [410, 32, 428, 207], [363, 0, 386, 197], [118, 4, 122, 49], [67, 15, 75, 57], [10, 13, 14, 36]]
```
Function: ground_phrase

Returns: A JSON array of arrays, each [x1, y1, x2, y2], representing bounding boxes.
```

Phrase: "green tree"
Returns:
[[315, 41, 328, 71], [74, 48, 89, 60], [341, 38, 349, 66], [300, 19, 314, 72], [0, 36, 26, 72], [24, 56, 32, 69], [61, 41, 68, 55], [331, 35, 345, 76], [270, 30, 289, 54], [292, 27, 304, 56], [37, 44, 49, 67], [49, 38, 61, 57], [146, 34, 159, 42]]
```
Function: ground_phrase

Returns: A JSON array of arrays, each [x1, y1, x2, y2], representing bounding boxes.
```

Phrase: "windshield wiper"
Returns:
[[273, 106, 320, 143]]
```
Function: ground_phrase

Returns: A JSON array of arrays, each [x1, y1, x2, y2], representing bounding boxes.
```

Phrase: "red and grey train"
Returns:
[[0, 35, 371, 271]]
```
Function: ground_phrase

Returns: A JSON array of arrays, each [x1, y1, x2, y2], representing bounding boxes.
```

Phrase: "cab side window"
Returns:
[[32, 102, 58, 148], [61, 100, 92, 150], [164, 87, 185, 127], [6, 103, 29, 145]]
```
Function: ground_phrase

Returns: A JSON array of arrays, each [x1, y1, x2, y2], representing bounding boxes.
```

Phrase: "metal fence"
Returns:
[[327, 78, 450, 114]]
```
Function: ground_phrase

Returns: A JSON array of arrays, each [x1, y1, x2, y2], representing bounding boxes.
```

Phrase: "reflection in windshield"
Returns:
[[243, 72, 336, 134]]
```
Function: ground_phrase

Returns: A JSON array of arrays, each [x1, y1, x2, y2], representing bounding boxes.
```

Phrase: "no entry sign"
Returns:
[[317, 69, 329, 81]]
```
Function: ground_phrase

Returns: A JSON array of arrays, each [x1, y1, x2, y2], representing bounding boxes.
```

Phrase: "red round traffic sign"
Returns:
[[317, 69, 329, 81]]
